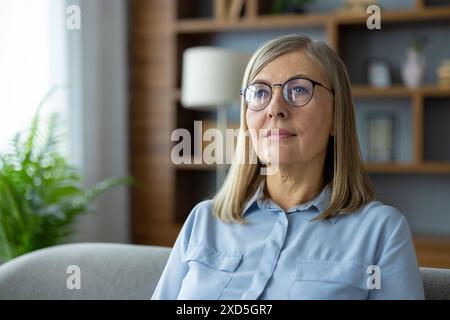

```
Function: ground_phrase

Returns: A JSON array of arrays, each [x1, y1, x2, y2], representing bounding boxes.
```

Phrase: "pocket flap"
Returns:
[[183, 243, 243, 272], [295, 261, 369, 290]]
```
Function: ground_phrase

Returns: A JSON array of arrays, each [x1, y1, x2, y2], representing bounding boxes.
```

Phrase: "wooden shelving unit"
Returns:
[[174, 161, 450, 175], [366, 162, 450, 174], [130, 0, 450, 267], [415, 236, 450, 268], [352, 85, 450, 98], [176, 7, 450, 34]]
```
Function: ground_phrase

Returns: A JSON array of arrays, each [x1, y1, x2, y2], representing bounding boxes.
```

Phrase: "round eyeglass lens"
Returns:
[[283, 78, 314, 107], [245, 83, 271, 110]]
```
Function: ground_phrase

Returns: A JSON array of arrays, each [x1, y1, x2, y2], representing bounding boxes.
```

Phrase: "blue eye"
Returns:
[[256, 89, 266, 97], [253, 88, 269, 98], [292, 86, 308, 94]]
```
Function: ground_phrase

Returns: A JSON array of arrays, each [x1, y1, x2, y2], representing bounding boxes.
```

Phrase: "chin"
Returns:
[[271, 159, 300, 167], [261, 147, 300, 165]]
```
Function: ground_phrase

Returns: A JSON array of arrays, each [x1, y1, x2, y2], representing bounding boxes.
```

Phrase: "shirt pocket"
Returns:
[[177, 243, 243, 300], [289, 260, 369, 300]]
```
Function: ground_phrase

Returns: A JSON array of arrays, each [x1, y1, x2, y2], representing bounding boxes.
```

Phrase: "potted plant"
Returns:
[[0, 90, 133, 261]]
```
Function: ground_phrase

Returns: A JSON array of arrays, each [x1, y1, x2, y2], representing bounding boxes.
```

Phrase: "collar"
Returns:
[[242, 181, 265, 214], [242, 181, 338, 224]]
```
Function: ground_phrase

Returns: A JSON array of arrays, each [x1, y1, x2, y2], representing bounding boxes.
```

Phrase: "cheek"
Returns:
[[245, 108, 263, 130], [294, 105, 333, 142], [246, 109, 267, 158], [292, 109, 318, 134], [246, 109, 265, 141]]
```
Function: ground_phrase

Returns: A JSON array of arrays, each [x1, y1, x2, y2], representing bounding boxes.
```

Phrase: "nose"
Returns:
[[267, 85, 289, 119]]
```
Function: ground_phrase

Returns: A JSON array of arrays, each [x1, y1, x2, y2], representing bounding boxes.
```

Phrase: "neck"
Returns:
[[265, 158, 326, 212]]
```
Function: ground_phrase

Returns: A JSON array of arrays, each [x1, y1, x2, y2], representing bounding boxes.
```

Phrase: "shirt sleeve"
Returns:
[[151, 204, 198, 300], [368, 211, 425, 300]]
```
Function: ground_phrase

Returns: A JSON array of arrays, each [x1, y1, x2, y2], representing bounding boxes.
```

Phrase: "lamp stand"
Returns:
[[216, 105, 228, 191]]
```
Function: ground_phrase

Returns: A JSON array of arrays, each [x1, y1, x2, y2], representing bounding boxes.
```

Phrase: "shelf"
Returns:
[[176, 13, 328, 33], [176, 7, 450, 34], [353, 85, 416, 97], [414, 235, 450, 268], [421, 86, 450, 97], [366, 162, 450, 174], [174, 161, 450, 174], [353, 85, 450, 98], [335, 6, 450, 25]]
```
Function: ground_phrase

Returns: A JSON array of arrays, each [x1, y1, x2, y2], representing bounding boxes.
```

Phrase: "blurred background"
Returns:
[[1, 0, 450, 267]]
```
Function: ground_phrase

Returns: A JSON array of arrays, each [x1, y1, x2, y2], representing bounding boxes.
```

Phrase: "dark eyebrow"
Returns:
[[250, 73, 313, 85]]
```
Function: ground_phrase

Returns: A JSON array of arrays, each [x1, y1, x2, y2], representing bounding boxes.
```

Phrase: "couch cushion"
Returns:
[[0, 243, 171, 299]]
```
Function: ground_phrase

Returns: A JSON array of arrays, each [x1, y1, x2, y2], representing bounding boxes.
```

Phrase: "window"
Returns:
[[0, 0, 67, 153]]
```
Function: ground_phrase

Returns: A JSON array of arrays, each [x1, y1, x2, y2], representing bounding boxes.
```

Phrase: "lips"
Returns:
[[265, 129, 297, 138]]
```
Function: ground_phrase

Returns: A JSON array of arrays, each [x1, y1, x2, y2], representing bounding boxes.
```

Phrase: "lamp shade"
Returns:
[[181, 46, 250, 109]]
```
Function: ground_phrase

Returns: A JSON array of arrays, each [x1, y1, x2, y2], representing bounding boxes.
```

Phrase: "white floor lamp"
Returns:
[[181, 46, 249, 190]]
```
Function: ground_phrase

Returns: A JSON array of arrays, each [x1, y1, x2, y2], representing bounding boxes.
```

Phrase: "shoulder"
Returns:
[[334, 201, 415, 265], [335, 200, 410, 240], [338, 200, 406, 226], [182, 199, 218, 231], [180, 199, 233, 248], [359, 201, 405, 224], [188, 199, 215, 220], [360, 201, 408, 229], [346, 200, 412, 245]]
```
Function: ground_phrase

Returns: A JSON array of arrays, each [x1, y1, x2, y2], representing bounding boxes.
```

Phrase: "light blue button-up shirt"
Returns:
[[151, 183, 424, 300]]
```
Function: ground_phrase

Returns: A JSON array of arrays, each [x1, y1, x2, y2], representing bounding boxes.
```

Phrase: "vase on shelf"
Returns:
[[401, 38, 427, 88]]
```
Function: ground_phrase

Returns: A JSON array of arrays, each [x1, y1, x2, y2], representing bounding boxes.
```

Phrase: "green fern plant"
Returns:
[[0, 90, 132, 261]]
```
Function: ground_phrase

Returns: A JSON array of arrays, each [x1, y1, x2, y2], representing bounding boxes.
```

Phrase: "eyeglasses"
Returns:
[[240, 76, 334, 111]]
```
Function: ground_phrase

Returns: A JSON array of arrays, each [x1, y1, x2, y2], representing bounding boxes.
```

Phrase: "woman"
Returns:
[[152, 34, 424, 300]]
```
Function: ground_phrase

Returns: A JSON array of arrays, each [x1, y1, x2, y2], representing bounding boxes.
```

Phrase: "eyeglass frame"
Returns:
[[240, 75, 335, 111]]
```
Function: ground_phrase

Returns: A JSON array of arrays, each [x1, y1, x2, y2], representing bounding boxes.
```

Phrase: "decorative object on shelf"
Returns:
[[214, 0, 246, 20], [366, 112, 397, 162], [401, 35, 427, 88], [229, 0, 246, 20], [367, 58, 391, 87], [181, 46, 249, 188], [0, 90, 133, 261], [214, 0, 231, 20], [437, 59, 450, 87], [272, 0, 315, 14], [338, 0, 378, 14]]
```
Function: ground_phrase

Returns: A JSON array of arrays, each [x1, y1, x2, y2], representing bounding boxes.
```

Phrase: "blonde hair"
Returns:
[[213, 34, 374, 223]]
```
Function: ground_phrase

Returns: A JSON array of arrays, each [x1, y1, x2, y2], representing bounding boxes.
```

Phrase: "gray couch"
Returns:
[[0, 243, 170, 299], [0, 242, 449, 300]]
